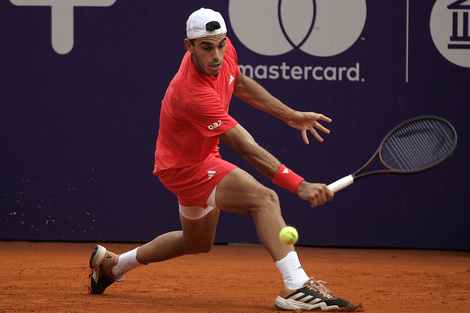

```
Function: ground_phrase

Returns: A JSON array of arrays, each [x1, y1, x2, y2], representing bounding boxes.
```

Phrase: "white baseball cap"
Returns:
[[186, 8, 227, 40]]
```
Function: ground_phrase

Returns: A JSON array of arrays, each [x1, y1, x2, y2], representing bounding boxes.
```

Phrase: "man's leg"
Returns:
[[215, 168, 308, 285], [214, 168, 293, 261], [214, 168, 355, 311], [136, 208, 220, 264], [213, 167, 310, 292], [89, 207, 220, 294]]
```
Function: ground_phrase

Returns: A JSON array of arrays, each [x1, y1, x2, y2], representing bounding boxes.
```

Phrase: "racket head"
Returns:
[[378, 116, 457, 174]]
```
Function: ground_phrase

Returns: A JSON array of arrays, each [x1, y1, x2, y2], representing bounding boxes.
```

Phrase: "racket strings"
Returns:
[[380, 119, 456, 172]]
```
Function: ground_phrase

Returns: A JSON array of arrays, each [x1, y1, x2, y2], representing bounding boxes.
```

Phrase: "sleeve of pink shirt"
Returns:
[[182, 93, 238, 138]]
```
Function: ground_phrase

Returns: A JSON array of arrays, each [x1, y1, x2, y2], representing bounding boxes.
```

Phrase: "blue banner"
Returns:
[[1, 0, 469, 249]]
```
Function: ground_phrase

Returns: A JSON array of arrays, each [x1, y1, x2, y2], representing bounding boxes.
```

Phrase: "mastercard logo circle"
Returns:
[[229, 0, 367, 57]]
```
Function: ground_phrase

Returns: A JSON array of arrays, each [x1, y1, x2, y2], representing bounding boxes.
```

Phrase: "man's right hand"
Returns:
[[295, 181, 334, 208]]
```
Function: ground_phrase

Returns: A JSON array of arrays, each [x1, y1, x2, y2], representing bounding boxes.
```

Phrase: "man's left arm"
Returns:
[[233, 73, 332, 144]]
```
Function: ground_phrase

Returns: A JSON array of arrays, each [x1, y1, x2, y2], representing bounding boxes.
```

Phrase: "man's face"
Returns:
[[185, 34, 227, 77]]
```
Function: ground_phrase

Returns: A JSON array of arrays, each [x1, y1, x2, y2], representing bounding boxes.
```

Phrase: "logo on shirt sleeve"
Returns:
[[207, 120, 223, 130]]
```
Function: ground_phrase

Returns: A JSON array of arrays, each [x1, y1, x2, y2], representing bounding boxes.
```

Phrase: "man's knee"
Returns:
[[250, 186, 280, 214], [261, 186, 280, 205]]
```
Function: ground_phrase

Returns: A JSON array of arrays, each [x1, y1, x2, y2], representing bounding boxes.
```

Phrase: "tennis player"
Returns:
[[89, 8, 354, 311]]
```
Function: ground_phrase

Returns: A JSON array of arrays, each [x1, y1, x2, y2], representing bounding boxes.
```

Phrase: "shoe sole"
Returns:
[[89, 245, 107, 283], [275, 296, 341, 311]]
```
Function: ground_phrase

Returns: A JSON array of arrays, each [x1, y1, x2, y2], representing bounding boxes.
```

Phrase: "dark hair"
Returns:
[[188, 21, 222, 46], [206, 21, 221, 31]]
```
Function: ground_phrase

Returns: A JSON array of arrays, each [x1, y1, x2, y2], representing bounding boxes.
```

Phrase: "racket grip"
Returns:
[[327, 175, 354, 193]]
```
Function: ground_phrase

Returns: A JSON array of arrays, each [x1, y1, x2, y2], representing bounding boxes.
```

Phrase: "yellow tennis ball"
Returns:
[[279, 226, 298, 245]]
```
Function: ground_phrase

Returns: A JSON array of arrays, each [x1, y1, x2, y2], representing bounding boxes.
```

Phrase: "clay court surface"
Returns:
[[1, 241, 469, 313]]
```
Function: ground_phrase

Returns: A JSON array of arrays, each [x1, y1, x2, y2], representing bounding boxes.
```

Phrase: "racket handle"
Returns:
[[327, 175, 354, 193]]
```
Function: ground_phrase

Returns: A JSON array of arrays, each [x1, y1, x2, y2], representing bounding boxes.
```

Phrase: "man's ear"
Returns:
[[184, 38, 194, 52]]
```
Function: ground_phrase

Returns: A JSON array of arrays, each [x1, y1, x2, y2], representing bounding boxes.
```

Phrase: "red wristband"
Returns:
[[272, 164, 305, 193]]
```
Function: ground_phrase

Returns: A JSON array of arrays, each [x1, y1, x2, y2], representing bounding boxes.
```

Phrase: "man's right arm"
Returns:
[[218, 124, 282, 180], [218, 124, 333, 207]]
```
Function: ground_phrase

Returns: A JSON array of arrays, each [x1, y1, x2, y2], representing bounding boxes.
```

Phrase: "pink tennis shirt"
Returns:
[[153, 37, 241, 175]]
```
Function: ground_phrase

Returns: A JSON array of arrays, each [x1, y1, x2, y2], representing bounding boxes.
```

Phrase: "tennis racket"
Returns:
[[327, 115, 457, 193]]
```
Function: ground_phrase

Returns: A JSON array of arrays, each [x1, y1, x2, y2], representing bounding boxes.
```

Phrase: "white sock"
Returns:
[[112, 247, 144, 280], [275, 251, 310, 290]]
